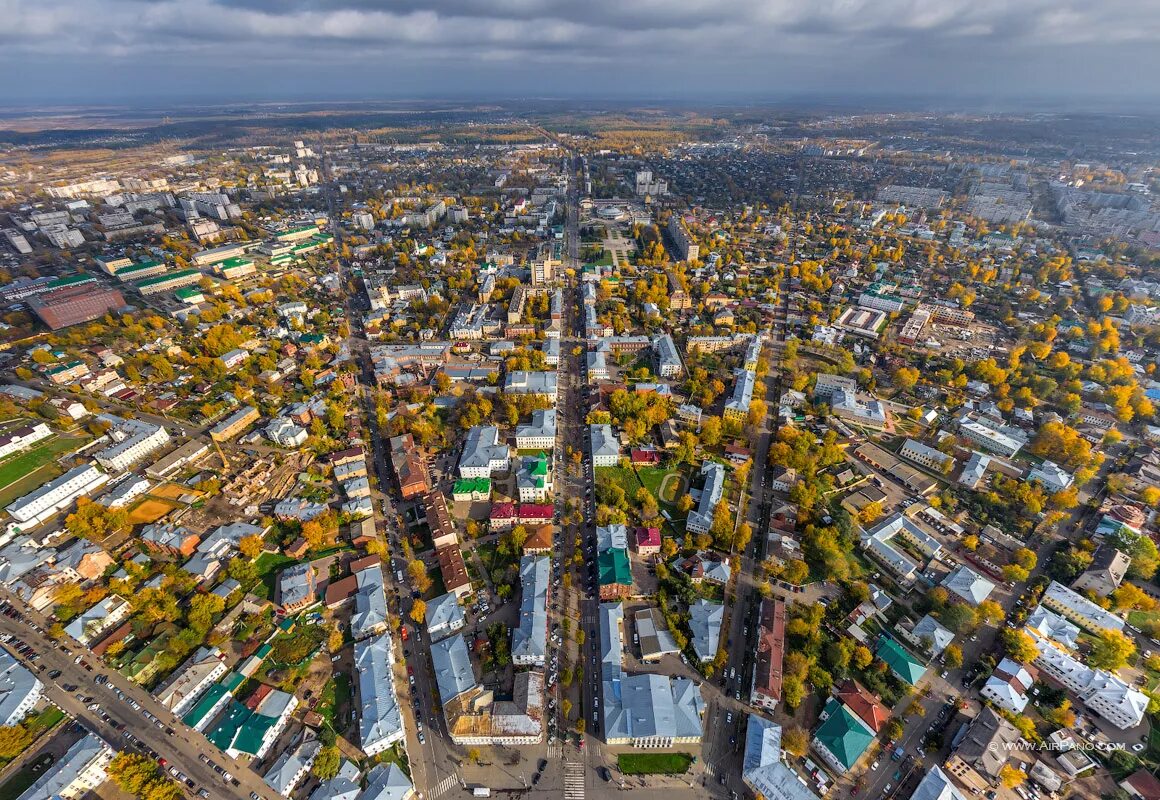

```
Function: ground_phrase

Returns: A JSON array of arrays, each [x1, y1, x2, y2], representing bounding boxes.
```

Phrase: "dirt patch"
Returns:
[[127, 498, 180, 524], [150, 483, 201, 501], [658, 473, 688, 504]]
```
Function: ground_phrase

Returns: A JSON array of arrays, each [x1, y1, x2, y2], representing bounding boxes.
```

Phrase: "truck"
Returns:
[[471, 789, 491, 798]]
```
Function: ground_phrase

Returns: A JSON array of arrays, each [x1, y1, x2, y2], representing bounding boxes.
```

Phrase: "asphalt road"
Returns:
[[0, 594, 277, 800]]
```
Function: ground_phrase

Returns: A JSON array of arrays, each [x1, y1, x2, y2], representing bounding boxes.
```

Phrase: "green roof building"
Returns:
[[812, 700, 875, 772], [598, 549, 631, 591], [135, 268, 203, 296], [452, 477, 491, 501], [207, 702, 268, 757], [876, 637, 927, 685], [182, 683, 232, 732], [174, 285, 205, 304]]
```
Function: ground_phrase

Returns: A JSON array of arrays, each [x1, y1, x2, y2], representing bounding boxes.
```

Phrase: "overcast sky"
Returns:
[[2, 0, 1158, 107]]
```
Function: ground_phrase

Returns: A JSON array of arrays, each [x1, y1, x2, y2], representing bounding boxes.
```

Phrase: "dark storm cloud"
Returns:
[[0, 0, 1158, 103]]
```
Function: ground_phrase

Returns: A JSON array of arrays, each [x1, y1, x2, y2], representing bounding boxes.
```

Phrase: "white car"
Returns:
[[871, 761, 879, 771]]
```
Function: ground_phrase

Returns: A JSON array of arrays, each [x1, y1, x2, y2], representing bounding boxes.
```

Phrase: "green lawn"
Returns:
[[316, 671, 350, 730], [23, 707, 64, 739], [617, 752, 694, 775], [254, 552, 296, 599], [599, 465, 642, 499], [373, 742, 411, 777], [1128, 610, 1160, 628], [638, 465, 690, 507], [0, 753, 55, 800], [0, 435, 88, 507]]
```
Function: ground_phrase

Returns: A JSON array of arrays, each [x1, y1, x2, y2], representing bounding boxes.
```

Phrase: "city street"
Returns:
[[0, 594, 276, 800]]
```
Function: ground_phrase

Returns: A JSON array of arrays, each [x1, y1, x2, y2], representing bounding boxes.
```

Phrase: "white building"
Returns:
[[458, 426, 511, 479], [512, 556, 549, 667], [264, 737, 321, 798], [154, 646, 226, 716], [64, 595, 131, 645], [355, 633, 405, 756], [94, 419, 170, 472], [1029, 632, 1148, 730], [0, 649, 43, 726], [1028, 460, 1074, 493], [17, 733, 112, 800], [654, 334, 683, 378], [266, 417, 309, 448], [899, 438, 953, 471], [590, 424, 620, 467], [980, 657, 1034, 715], [0, 423, 51, 460], [515, 409, 556, 450], [959, 420, 1024, 458], [686, 461, 727, 535], [5, 463, 109, 527]]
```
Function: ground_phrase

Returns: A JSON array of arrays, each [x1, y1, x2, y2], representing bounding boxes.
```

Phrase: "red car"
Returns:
[[401, 626, 409, 642], [407, 666, 414, 677]]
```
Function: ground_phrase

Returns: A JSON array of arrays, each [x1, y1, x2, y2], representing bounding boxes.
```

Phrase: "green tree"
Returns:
[[313, 746, 341, 780]]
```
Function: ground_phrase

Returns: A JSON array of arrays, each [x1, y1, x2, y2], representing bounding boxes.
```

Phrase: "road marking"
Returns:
[[547, 742, 563, 758], [428, 773, 459, 799], [564, 761, 585, 800]]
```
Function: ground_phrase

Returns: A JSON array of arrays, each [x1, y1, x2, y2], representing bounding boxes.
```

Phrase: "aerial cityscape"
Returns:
[[1, 5, 1160, 800]]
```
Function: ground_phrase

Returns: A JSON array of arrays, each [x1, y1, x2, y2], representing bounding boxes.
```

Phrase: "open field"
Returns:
[[0, 434, 89, 507]]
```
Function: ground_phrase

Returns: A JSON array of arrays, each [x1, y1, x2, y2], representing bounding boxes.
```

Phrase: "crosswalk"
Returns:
[[704, 762, 717, 778], [564, 761, 585, 800], [547, 741, 563, 758], [428, 773, 459, 799]]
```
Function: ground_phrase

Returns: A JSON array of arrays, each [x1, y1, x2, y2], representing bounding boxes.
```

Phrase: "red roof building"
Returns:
[[635, 527, 661, 555], [517, 504, 553, 524], [489, 502, 516, 531], [630, 448, 661, 466], [834, 679, 890, 733], [751, 598, 785, 710]]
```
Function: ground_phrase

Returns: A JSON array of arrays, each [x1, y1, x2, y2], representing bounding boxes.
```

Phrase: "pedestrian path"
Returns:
[[564, 761, 585, 800], [428, 773, 459, 799]]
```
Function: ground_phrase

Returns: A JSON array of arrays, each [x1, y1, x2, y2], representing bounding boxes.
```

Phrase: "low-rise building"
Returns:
[[355, 633, 405, 756], [512, 556, 549, 667], [154, 646, 227, 716], [1040, 580, 1125, 634]]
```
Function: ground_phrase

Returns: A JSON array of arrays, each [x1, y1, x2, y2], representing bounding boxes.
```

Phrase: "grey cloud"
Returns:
[[0, 0, 1157, 103]]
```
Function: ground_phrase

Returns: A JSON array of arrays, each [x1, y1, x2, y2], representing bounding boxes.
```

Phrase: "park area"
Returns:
[[617, 752, 694, 775], [599, 463, 691, 532]]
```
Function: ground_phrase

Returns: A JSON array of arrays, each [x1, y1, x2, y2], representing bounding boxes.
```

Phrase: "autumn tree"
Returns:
[[407, 559, 433, 594], [782, 726, 809, 758], [943, 644, 963, 670], [999, 765, 1026, 789], [0, 726, 31, 759], [1090, 630, 1135, 671], [410, 600, 427, 625], [238, 534, 264, 559], [65, 498, 128, 541], [1001, 629, 1039, 663]]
